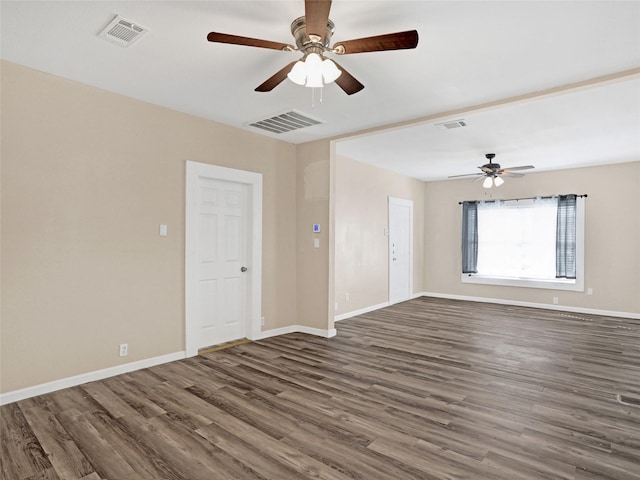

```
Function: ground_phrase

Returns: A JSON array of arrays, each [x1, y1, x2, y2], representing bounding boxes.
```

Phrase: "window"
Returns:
[[461, 195, 585, 291]]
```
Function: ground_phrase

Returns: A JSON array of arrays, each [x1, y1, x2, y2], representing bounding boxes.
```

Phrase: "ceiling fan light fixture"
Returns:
[[449, 153, 534, 186], [306, 69, 324, 88], [287, 60, 308, 85], [303, 53, 322, 87], [305, 52, 322, 66], [321, 58, 342, 83], [286, 53, 341, 88]]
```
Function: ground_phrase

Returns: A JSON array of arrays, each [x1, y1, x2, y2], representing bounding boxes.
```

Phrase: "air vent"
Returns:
[[249, 111, 323, 134], [98, 15, 149, 47], [435, 119, 467, 129]]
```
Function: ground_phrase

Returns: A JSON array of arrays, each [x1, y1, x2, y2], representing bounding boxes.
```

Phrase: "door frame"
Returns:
[[388, 196, 413, 305], [185, 161, 262, 357]]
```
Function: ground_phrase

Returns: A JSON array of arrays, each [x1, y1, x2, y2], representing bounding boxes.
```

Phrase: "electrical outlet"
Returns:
[[119, 343, 128, 356], [553, 297, 559, 305], [587, 288, 593, 296], [261, 316, 265, 326], [345, 292, 350, 301]]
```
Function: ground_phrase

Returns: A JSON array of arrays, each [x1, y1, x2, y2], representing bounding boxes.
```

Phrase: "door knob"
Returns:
[[240, 266, 248, 272]]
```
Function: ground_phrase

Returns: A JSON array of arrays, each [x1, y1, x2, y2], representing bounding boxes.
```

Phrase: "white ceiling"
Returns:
[[2, 1, 639, 180]]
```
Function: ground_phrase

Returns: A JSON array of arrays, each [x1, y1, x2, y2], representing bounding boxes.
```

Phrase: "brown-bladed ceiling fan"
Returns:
[[206, 0, 418, 95], [448, 153, 535, 188]]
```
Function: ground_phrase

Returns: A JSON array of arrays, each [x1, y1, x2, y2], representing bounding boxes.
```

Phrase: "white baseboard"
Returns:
[[7, 292, 632, 406], [1, 324, 338, 406], [252, 325, 337, 341], [334, 301, 390, 322], [421, 291, 640, 320], [0, 351, 186, 406], [334, 292, 425, 322]]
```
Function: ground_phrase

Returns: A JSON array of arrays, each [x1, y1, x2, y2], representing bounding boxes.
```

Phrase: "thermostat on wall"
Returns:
[[313, 224, 321, 233]]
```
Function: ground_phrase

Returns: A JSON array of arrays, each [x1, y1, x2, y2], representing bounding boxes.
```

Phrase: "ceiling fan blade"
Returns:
[[479, 166, 495, 173], [333, 30, 418, 54], [501, 165, 535, 172], [305, 0, 332, 42], [207, 32, 292, 51], [448, 173, 484, 179], [473, 176, 486, 183], [255, 61, 298, 92], [331, 60, 364, 95]]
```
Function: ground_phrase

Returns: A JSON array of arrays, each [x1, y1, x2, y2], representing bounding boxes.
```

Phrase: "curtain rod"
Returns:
[[458, 194, 587, 205]]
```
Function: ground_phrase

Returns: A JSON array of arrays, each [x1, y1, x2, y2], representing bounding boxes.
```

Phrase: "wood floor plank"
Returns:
[[194, 420, 302, 480], [53, 409, 141, 480], [24, 467, 60, 480], [2, 297, 640, 479], [0, 403, 52, 480], [99, 375, 167, 419], [129, 412, 268, 480], [195, 415, 355, 480], [18, 398, 95, 479]]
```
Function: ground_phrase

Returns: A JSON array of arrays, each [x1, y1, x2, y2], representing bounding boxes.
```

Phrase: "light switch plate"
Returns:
[[159, 224, 168, 236]]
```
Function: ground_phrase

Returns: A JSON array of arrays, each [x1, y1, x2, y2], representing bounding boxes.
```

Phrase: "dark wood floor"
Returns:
[[2, 297, 640, 479]]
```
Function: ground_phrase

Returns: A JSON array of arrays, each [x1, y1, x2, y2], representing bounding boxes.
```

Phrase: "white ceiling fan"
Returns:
[[449, 153, 535, 188]]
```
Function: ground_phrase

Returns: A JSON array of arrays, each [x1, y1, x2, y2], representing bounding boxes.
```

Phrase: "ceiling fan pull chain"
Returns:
[[311, 87, 323, 108]]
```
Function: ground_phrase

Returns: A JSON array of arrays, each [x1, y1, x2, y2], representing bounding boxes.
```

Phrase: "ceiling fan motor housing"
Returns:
[[291, 16, 335, 53], [482, 154, 500, 175], [483, 163, 501, 174]]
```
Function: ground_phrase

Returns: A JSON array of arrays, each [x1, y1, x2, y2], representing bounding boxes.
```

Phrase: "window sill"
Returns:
[[461, 274, 584, 292]]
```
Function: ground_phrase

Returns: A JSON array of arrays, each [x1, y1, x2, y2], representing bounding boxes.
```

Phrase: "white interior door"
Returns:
[[197, 178, 247, 347], [186, 162, 262, 356], [389, 197, 413, 305]]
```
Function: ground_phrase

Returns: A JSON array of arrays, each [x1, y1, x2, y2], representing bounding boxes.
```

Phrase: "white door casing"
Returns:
[[185, 161, 262, 357], [388, 197, 413, 305]]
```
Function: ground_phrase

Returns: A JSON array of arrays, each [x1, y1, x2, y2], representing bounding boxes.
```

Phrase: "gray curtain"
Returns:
[[461, 201, 478, 274], [556, 194, 577, 278]]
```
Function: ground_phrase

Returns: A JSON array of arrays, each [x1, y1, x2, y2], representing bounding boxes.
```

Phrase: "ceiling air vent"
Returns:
[[249, 111, 323, 134], [98, 15, 149, 47], [435, 119, 467, 130]]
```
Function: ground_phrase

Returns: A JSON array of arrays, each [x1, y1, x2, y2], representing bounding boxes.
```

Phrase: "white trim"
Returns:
[[252, 325, 337, 341], [421, 291, 640, 320], [0, 321, 335, 406], [0, 351, 185, 406], [334, 292, 427, 322], [335, 302, 390, 321], [185, 161, 263, 357], [461, 275, 582, 291]]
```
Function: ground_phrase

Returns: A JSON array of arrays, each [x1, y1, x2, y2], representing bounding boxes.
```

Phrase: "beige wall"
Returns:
[[0, 61, 299, 393], [334, 155, 425, 315], [295, 140, 333, 331], [3, 60, 638, 397], [424, 161, 640, 314]]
